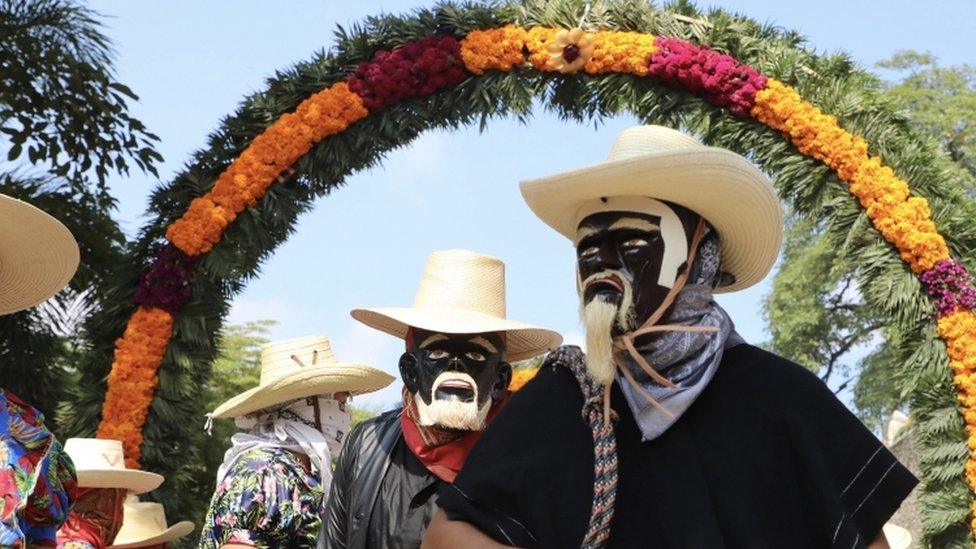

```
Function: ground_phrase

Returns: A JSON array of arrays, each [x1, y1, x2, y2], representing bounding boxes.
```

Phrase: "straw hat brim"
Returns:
[[212, 363, 395, 419], [109, 520, 195, 548], [351, 306, 563, 362], [0, 194, 79, 315], [76, 469, 164, 494], [520, 147, 782, 293]]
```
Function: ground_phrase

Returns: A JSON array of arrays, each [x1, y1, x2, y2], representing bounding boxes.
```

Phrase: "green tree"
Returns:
[[0, 0, 161, 420], [876, 51, 976, 178]]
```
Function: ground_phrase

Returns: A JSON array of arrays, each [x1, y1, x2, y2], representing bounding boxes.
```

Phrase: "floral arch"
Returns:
[[62, 1, 976, 545]]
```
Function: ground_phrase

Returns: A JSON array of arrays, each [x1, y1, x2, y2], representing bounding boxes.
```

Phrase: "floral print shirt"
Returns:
[[0, 389, 77, 548], [199, 446, 325, 548]]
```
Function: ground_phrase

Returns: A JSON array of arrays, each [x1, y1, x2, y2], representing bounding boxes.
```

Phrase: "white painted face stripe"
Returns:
[[575, 195, 689, 288]]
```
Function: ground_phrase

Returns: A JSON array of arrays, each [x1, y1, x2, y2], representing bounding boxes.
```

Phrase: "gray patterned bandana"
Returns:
[[616, 233, 744, 441]]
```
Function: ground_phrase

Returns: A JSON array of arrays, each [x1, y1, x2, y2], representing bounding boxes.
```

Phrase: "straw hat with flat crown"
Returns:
[[520, 125, 783, 293], [351, 249, 562, 362], [108, 496, 195, 548], [63, 438, 163, 494], [211, 334, 394, 419]]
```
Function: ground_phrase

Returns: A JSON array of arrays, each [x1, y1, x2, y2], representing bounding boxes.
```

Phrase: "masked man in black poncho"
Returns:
[[324, 249, 560, 548], [424, 126, 917, 548]]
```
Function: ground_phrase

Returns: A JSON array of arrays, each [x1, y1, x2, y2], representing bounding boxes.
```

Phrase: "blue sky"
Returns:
[[87, 0, 974, 409]]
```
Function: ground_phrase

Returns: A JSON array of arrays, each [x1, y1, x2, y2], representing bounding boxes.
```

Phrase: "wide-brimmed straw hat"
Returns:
[[211, 335, 394, 419], [520, 125, 783, 293], [108, 496, 195, 548], [0, 193, 79, 315], [351, 249, 562, 361], [63, 438, 163, 494]]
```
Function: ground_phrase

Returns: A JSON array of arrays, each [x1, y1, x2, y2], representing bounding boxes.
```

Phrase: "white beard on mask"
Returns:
[[415, 371, 492, 431], [579, 269, 636, 387]]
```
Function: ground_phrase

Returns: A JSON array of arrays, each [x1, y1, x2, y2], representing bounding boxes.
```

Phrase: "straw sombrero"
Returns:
[[0, 193, 79, 314], [520, 125, 783, 293], [63, 438, 163, 494], [211, 335, 394, 419], [109, 496, 195, 548], [351, 249, 562, 361]]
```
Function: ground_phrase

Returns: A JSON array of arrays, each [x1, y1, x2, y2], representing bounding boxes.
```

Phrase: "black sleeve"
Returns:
[[437, 357, 592, 548], [323, 421, 365, 549], [783, 363, 917, 546]]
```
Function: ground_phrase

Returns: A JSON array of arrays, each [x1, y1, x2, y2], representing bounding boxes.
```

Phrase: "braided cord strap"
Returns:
[[551, 346, 619, 548]]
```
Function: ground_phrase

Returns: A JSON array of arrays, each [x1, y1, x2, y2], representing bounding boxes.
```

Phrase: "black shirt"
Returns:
[[365, 436, 441, 548], [438, 344, 917, 548]]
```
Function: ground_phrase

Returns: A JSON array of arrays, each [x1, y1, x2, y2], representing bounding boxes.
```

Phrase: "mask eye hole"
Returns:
[[427, 349, 449, 360], [579, 245, 599, 258], [465, 351, 486, 362]]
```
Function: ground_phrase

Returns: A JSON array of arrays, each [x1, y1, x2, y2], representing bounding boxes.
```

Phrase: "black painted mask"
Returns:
[[399, 328, 511, 430], [576, 201, 704, 332]]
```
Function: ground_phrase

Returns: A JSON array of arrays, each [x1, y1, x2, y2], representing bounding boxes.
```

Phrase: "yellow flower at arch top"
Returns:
[[548, 28, 595, 73]]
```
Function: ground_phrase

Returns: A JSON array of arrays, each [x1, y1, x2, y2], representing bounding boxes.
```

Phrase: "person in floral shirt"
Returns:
[[199, 446, 325, 548], [200, 335, 392, 548], [0, 390, 77, 548], [0, 193, 82, 547]]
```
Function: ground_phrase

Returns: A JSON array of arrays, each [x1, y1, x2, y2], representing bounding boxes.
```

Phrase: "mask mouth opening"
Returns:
[[435, 378, 475, 402]]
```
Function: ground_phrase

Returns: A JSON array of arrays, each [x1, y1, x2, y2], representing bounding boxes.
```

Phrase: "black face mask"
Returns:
[[399, 329, 511, 411], [576, 204, 702, 331]]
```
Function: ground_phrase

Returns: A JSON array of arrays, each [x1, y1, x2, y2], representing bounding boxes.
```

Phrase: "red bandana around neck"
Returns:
[[400, 387, 508, 483]]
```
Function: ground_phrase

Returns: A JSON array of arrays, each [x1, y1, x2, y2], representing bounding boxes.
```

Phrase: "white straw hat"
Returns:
[[109, 496, 194, 548], [0, 194, 79, 314], [882, 523, 912, 549], [520, 125, 783, 293], [351, 249, 563, 361], [63, 438, 163, 494], [211, 334, 394, 419]]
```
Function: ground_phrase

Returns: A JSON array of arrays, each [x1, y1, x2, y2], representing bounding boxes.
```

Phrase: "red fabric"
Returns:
[[56, 514, 106, 549], [56, 487, 124, 549], [400, 393, 509, 483]]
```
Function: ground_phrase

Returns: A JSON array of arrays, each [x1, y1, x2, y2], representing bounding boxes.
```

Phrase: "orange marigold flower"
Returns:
[[96, 307, 174, 468], [165, 82, 367, 257], [460, 25, 528, 75], [509, 367, 540, 392], [524, 27, 559, 71], [752, 78, 950, 273], [583, 31, 657, 76]]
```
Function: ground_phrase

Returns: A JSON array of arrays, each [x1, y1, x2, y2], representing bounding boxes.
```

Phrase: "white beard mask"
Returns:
[[579, 269, 637, 387], [415, 371, 492, 431]]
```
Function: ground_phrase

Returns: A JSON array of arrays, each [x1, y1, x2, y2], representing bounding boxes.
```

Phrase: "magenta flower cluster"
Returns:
[[920, 259, 976, 317], [347, 36, 469, 111], [647, 37, 767, 116], [133, 244, 199, 313]]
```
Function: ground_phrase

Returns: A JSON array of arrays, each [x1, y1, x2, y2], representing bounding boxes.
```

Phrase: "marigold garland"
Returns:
[[166, 82, 367, 256], [459, 25, 528, 75], [96, 307, 174, 468], [584, 30, 657, 76], [751, 79, 950, 273], [100, 26, 976, 529], [509, 366, 540, 392]]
